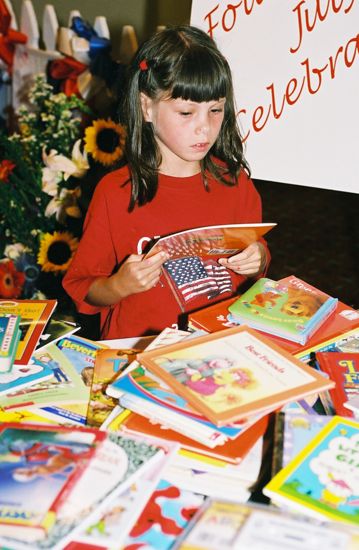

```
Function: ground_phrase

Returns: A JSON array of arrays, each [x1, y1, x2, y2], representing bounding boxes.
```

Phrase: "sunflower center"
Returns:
[[96, 128, 119, 153], [47, 241, 71, 265]]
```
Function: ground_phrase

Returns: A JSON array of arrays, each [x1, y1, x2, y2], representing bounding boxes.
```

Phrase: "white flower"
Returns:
[[42, 140, 89, 182], [4, 243, 28, 260], [42, 167, 62, 196]]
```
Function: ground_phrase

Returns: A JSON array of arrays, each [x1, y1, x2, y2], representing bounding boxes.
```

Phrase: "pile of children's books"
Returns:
[[1, 273, 359, 549]]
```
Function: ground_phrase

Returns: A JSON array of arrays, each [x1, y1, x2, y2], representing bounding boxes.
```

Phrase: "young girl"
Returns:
[[63, 25, 270, 339]]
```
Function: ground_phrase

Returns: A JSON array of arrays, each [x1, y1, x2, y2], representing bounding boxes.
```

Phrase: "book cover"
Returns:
[[316, 352, 359, 417], [56, 333, 108, 383], [272, 410, 333, 476], [122, 478, 206, 550], [264, 416, 359, 528], [0, 314, 21, 373], [115, 409, 269, 465], [86, 347, 140, 428], [137, 325, 335, 426], [0, 359, 54, 396], [0, 344, 89, 425], [188, 293, 359, 356], [108, 364, 253, 447], [174, 499, 356, 550], [0, 422, 106, 543], [227, 277, 338, 345], [146, 223, 275, 312], [146, 223, 276, 260], [0, 299, 57, 366], [65, 443, 177, 550]]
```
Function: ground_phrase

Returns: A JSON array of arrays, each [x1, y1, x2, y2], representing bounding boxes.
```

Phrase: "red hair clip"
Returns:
[[139, 59, 148, 71]]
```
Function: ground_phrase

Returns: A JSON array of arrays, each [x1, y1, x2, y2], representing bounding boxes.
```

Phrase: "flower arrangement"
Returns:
[[0, 74, 126, 302]]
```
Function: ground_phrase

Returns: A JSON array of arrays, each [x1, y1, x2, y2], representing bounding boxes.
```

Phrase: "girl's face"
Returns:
[[141, 93, 225, 176]]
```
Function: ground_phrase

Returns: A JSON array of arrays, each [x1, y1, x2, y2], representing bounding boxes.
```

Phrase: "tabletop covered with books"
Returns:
[[1, 272, 359, 549]]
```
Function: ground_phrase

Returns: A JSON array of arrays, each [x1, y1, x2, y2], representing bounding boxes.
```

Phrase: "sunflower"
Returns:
[[0, 260, 26, 298], [84, 119, 126, 166], [37, 231, 78, 274]]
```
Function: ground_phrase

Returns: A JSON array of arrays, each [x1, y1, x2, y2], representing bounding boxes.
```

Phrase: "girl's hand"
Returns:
[[218, 242, 267, 276], [113, 251, 168, 299]]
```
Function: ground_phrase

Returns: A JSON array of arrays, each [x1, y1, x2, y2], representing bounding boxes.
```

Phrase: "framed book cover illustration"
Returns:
[[264, 416, 359, 529], [137, 326, 334, 426], [227, 277, 338, 345], [0, 299, 57, 366]]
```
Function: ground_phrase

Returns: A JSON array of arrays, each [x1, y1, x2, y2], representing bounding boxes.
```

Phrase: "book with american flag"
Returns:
[[146, 223, 276, 311]]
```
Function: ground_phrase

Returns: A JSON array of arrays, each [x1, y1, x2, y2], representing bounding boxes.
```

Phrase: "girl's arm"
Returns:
[[85, 251, 168, 307]]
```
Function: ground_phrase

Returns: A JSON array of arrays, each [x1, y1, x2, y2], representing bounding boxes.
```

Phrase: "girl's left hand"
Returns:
[[218, 242, 267, 276]]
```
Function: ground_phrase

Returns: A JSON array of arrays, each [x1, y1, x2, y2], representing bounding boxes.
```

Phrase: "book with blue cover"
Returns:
[[228, 276, 338, 345]]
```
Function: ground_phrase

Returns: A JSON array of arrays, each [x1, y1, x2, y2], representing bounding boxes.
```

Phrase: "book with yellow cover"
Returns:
[[264, 415, 359, 529], [137, 325, 334, 426]]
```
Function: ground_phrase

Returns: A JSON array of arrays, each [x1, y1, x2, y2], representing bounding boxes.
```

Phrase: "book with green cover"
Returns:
[[264, 415, 359, 529], [228, 276, 338, 345]]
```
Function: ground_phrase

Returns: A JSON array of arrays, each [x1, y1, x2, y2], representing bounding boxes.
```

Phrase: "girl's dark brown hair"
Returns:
[[121, 25, 250, 210]]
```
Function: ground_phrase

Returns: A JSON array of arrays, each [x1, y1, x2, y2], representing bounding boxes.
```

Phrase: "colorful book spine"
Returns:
[[0, 314, 21, 373]]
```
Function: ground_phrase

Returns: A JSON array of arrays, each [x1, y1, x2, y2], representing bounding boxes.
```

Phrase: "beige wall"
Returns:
[[10, 0, 192, 59]]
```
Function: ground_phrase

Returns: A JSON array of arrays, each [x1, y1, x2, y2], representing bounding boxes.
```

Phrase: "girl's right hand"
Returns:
[[113, 251, 168, 298]]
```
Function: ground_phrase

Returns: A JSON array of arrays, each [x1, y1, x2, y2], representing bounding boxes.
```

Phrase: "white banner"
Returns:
[[191, 0, 359, 193]]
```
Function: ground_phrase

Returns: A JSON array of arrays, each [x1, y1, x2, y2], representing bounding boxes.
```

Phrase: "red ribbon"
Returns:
[[0, 0, 27, 72], [48, 56, 87, 96]]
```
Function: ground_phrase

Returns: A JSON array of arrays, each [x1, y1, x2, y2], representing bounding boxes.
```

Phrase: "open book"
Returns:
[[146, 222, 276, 260], [146, 223, 276, 311]]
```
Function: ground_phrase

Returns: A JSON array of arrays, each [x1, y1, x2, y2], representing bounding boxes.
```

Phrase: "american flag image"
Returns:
[[164, 256, 233, 303]]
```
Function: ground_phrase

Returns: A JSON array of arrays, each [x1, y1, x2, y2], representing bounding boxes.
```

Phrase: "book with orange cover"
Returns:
[[316, 352, 359, 417], [0, 299, 57, 366], [187, 290, 359, 356], [137, 326, 334, 427], [110, 410, 269, 465], [146, 223, 276, 260]]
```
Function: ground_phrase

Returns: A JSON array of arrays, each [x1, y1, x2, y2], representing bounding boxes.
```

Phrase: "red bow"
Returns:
[[0, 0, 27, 72], [48, 56, 87, 96]]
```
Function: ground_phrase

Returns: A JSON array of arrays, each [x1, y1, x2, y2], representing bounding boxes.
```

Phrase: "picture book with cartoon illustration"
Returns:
[[137, 325, 334, 426], [264, 416, 359, 529], [227, 277, 338, 345], [0, 422, 106, 542]]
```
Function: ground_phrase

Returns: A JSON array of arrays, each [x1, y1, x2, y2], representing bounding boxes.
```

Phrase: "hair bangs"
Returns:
[[170, 53, 229, 102]]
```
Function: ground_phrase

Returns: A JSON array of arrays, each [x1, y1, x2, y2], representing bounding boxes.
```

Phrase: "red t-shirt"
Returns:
[[63, 166, 269, 338]]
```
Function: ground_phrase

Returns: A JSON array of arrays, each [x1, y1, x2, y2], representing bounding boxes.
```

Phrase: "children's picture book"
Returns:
[[316, 352, 359, 417], [121, 478, 206, 550], [0, 299, 57, 365], [65, 443, 177, 550], [227, 277, 338, 345], [0, 359, 54, 396], [187, 291, 359, 356], [146, 223, 276, 312], [0, 422, 106, 543], [272, 410, 333, 476], [56, 333, 108, 382], [112, 408, 269, 465], [137, 325, 335, 426], [174, 499, 356, 550], [264, 415, 359, 528], [0, 343, 89, 425], [146, 222, 276, 260], [0, 313, 21, 372], [86, 346, 140, 428], [35, 319, 80, 352]]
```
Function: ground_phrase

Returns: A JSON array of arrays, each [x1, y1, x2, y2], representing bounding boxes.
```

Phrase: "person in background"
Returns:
[[63, 25, 270, 339]]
